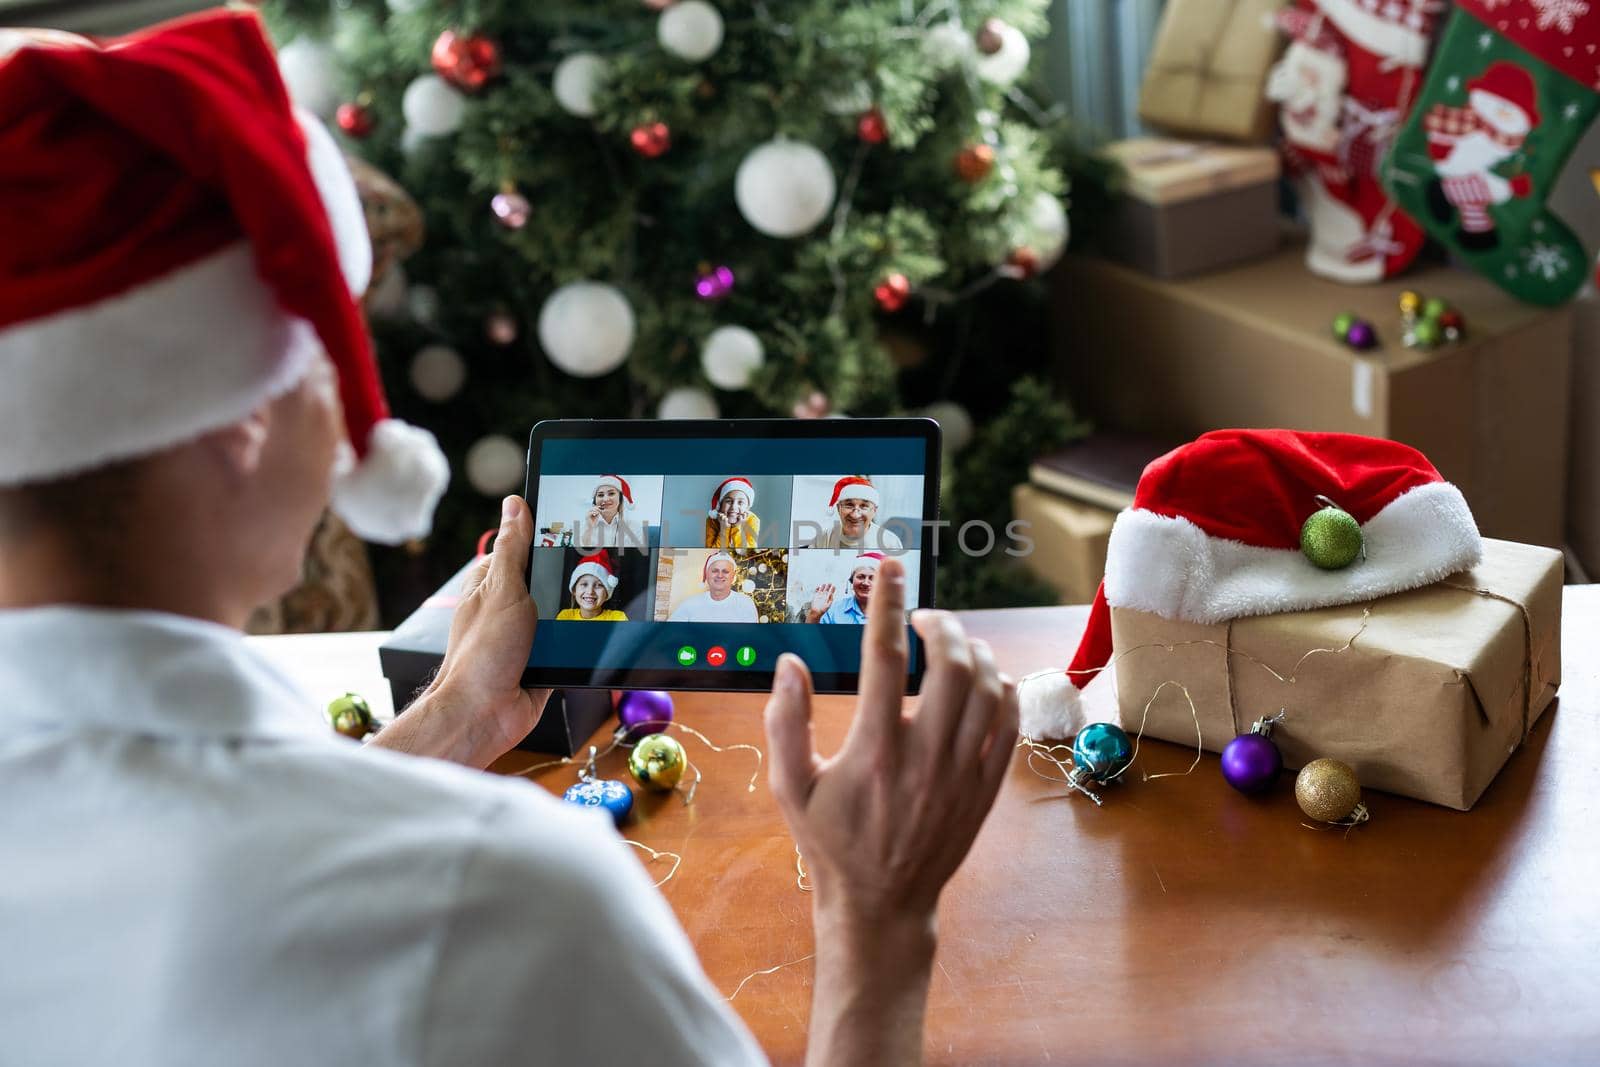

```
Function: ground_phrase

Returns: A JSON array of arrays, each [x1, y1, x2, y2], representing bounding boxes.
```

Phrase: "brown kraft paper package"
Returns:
[[1109, 539, 1562, 811]]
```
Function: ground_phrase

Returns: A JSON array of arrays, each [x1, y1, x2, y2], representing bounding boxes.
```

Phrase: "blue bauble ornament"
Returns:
[[562, 777, 634, 826], [617, 690, 675, 740], [1071, 722, 1134, 783]]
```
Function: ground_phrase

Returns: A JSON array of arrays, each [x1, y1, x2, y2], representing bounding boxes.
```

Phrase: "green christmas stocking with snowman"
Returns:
[[1383, 0, 1600, 305]]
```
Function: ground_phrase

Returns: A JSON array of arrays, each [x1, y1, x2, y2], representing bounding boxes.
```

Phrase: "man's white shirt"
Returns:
[[667, 591, 759, 623], [0, 607, 765, 1067]]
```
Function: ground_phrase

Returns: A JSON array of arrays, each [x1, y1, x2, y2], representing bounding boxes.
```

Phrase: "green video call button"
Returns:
[[676, 645, 697, 666]]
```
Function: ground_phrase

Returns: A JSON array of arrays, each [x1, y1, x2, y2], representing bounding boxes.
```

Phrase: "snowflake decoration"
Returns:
[[1478, 31, 1495, 49], [1565, 100, 1584, 121], [1531, 0, 1590, 34], [1524, 241, 1571, 282], [1447, 75, 1462, 92]]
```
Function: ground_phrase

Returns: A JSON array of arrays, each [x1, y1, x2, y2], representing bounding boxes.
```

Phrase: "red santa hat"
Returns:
[[828, 475, 880, 509], [709, 476, 755, 518], [702, 551, 737, 582], [594, 474, 633, 504], [1021, 430, 1482, 740], [569, 550, 619, 595], [0, 12, 447, 543], [850, 551, 886, 578], [1468, 61, 1540, 134]]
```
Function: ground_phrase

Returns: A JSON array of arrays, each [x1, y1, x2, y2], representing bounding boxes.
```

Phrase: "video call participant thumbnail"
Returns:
[[555, 550, 628, 621], [804, 551, 883, 624], [806, 475, 904, 551], [704, 476, 759, 549], [578, 474, 649, 549], [667, 551, 759, 622]]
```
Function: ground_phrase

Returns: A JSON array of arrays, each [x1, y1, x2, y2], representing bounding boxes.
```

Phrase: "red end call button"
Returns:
[[706, 646, 727, 667]]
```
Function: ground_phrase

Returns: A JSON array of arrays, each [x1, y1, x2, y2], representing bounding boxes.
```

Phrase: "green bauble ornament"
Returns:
[[1331, 312, 1356, 340], [327, 692, 377, 740], [629, 733, 686, 791], [1412, 318, 1443, 348], [1300, 505, 1363, 570], [1422, 297, 1449, 322]]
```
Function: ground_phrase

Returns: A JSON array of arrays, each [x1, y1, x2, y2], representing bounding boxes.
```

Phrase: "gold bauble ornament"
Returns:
[[629, 733, 687, 791], [1295, 758, 1367, 824], [1399, 290, 1422, 317]]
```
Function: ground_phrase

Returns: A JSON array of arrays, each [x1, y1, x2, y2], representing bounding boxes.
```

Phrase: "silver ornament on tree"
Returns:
[[402, 73, 467, 138], [974, 21, 1031, 85], [922, 401, 973, 455], [466, 435, 526, 496], [537, 281, 636, 378], [409, 344, 466, 402], [657, 0, 724, 62], [700, 325, 765, 390], [922, 22, 972, 71], [735, 139, 837, 238], [407, 283, 441, 327], [1021, 192, 1070, 270], [658, 387, 720, 420], [277, 37, 340, 118], [552, 52, 608, 118]]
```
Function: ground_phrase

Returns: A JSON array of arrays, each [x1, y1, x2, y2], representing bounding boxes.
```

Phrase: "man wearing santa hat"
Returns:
[[805, 552, 885, 625], [806, 475, 905, 551], [668, 551, 761, 622], [1424, 60, 1540, 250], [0, 13, 1018, 1066]]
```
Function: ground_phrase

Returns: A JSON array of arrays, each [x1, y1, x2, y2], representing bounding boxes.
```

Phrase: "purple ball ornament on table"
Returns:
[[1344, 319, 1378, 350], [1221, 711, 1285, 795], [617, 690, 675, 741]]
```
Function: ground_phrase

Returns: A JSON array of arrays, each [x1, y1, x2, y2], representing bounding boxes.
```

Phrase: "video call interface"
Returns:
[[528, 434, 929, 679]]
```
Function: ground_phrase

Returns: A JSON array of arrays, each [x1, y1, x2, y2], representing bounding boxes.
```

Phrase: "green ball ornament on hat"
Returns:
[[1300, 497, 1364, 570], [327, 692, 377, 740]]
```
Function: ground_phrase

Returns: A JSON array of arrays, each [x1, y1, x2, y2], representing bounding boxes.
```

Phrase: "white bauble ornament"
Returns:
[[553, 52, 608, 118], [386, 0, 425, 12], [742, 579, 756, 592], [537, 282, 636, 378], [735, 140, 837, 238], [821, 80, 873, 116], [657, 0, 724, 62], [923, 22, 972, 71], [658, 387, 720, 420], [366, 265, 409, 321], [409, 345, 467, 402], [402, 74, 467, 137], [407, 283, 441, 327], [277, 37, 340, 118], [1025, 192, 1070, 269], [922, 401, 973, 454], [700, 325, 765, 390], [466, 435, 526, 496], [975, 23, 1030, 85]]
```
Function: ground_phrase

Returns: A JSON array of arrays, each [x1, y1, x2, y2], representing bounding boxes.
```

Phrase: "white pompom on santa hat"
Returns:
[[0, 11, 448, 543], [1021, 430, 1483, 741], [569, 550, 620, 594]]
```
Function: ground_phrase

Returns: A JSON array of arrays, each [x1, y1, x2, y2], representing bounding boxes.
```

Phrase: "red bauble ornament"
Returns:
[[485, 311, 519, 346], [874, 273, 912, 313], [431, 30, 502, 93], [1006, 247, 1039, 279], [629, 121, 672, 158], [857, 108, 888, 145], [491, 190, 531, 229], [975, 18, 1008, 55], [954, 143, 996, 183], [335, 102, 375, 139]]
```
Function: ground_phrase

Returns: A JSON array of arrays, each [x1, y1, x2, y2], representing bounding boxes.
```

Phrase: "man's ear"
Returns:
[[205, 408, 271, 480]]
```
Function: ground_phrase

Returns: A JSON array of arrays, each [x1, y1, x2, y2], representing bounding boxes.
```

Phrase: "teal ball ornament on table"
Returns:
[[1300, 505, 1363, 570], [1071, 722, 1134, 783]]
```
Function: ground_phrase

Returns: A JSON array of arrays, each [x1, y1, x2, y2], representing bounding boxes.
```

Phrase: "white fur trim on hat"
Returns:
[[569, 561, 619, 595], [1103, 481, 1482, 625], [835, 482, 880, 508], [1316, 0, 1428, 66], [1019, 669, 1118, 742], [330, 418, 451, 543], [0, 243, 318, 486], [295, 107, 372, 298]]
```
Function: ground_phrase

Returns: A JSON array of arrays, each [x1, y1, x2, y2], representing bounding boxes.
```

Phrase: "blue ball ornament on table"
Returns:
[[1071, 722, 1134, 782], [617, 690, 674, 740], [562, 777, 634, 826]]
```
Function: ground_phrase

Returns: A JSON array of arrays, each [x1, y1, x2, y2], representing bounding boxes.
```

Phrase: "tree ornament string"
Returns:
[[795, 843, 812, 893], [623, 839, 683, 887], [726, 952, 817, 1002]]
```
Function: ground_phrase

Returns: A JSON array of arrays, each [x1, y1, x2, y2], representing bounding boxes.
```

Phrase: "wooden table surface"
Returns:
[[255, 591, 1600, 1066]]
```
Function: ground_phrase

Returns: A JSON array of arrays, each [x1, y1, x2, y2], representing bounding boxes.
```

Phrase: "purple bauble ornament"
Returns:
[[694, 265, 736, 301], [618, 690, 674, 740], [1345, 320, 1378, 350], [1220, 732, 1283, 795]]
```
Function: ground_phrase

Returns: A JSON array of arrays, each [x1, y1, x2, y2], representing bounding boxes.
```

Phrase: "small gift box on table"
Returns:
[[1096, 138, 1281, 280], [1137, 0, 1287, 144], [1111, 538, 1561, 811]]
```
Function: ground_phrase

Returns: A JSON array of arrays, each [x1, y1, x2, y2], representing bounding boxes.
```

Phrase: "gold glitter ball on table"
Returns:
[[1399, 290, 1422, 316], [1295, 758, 1367, 824], [629, 734, 687, 791], [326, 692, 377, 740]]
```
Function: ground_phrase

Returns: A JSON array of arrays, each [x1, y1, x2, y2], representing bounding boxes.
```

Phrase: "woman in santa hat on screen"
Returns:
[[667, 551, 759, 622], [555, 551, 628, 621], [805, 552, 884, 625], [704, 476, 761, 548], [807, 475, 904, 551], [579, 474, 648, 549]]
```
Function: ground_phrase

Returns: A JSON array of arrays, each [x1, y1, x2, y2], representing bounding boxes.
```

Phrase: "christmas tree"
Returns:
[[263, 0, 1090, 613]]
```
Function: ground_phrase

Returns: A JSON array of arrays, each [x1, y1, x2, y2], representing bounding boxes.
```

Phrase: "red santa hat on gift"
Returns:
[[702, 551, 737, 582], [569, 550, 620, 595], [1021, 430, 1483, 739], [828, 476, 880, 509], [709, 476, 755, 518], [0, 12, 447, 543], [594, 474, 633, 505], [1468, 61, 1539, 138]]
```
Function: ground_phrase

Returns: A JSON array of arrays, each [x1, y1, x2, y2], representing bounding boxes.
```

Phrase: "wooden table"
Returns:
[[252, 592, 1600, 1066]]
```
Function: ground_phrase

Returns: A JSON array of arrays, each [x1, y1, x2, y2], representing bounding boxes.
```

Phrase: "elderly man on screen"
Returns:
[[0, 14, 1018, 1067], [667, 551, 760, 622], [805, 551, 885, 625], [808, 475, 905, 551]]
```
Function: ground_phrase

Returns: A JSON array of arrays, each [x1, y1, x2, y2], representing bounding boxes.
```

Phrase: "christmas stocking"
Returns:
[[1267, 0, 1441, 283], [1383, 0, 1600, 305]]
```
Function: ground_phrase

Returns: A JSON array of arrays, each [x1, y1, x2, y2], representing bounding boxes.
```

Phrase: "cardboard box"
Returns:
[[1012, 485, 1115, 606], [1110, 539, 1562, 811], [1097, 139, 1282, 279], [1138, 0, 1287, 143], [1054, 243, 1574, 548], [379, 559, 614, 756]]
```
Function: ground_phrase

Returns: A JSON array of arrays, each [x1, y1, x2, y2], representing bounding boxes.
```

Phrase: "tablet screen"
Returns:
[[523, 419, 938, 692]]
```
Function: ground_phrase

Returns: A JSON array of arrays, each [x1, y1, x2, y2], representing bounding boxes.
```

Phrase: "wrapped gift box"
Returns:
[[379, 558, 614, 756], [1109, 539, 1562, 811], [1053, 242, 1574, 548], [1137, 0, 1287, 143], [1096, 138, 1281, 279], [1012, 485, 1115, 606]]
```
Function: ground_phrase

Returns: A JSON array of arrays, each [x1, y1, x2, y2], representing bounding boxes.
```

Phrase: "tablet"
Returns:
[[521, 418, 940, 693]]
